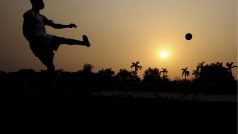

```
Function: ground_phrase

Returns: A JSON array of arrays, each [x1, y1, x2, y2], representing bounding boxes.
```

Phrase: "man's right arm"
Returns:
[[42, 16, 77, 29], [49, 22, 77, 29]]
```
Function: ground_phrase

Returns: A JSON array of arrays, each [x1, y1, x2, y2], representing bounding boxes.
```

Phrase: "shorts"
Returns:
[[29, 34, 60, 58]]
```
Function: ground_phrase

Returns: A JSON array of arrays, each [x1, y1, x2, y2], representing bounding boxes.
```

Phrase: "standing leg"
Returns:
[[38, 53, 55, 72]]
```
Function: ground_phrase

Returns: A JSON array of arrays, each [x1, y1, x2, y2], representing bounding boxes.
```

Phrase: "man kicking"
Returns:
[[23, 0, 90, 72]]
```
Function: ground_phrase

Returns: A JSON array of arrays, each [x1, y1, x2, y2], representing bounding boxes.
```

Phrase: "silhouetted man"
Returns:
[[23, 0, 90, 72]]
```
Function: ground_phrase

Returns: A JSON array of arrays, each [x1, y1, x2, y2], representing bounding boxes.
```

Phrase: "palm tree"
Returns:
[[181, 67, 190, 80], [192, 69, 199, 78], [226, 62, 237, 73], [226, 62, 237, 79], [196, 62, 205, 71], [198, 61, 205, 67], [160, 68, 168, 80], [131, 61, 142, 75]]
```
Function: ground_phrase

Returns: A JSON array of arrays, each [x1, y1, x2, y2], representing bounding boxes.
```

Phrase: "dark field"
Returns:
[[1, 69, 237, 133]]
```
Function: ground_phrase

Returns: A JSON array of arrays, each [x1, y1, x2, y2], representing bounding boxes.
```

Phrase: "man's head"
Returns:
[[30, 0, 44, 10]]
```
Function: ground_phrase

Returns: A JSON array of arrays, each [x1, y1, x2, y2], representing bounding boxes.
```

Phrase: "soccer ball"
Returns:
[[185, 33, 192, 40]]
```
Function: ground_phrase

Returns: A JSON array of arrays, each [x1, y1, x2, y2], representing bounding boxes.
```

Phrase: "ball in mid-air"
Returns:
[[185, 33, 192, 40]]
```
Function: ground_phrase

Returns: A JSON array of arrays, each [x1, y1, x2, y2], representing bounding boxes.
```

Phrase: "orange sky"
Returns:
[[0, 0, 237, 79]]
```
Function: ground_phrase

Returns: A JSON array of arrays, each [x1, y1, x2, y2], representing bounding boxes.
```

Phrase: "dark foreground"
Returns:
[[1, 70, 237, 133], [2, 88, 237, 133]]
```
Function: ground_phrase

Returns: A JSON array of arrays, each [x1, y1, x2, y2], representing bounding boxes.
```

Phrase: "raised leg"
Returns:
[[52, 35, 90, 47], [37, 35, 90, 72]]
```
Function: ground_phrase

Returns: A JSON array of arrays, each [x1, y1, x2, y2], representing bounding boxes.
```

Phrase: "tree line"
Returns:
[[0, 61, 237, 95]]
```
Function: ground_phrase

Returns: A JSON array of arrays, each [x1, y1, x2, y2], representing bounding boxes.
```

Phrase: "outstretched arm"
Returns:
[[42, 15, 77, 29], [49, 22, 77, 29]]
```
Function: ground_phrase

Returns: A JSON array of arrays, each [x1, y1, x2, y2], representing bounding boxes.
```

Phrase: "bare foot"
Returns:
[[82, 35, 90, 47]]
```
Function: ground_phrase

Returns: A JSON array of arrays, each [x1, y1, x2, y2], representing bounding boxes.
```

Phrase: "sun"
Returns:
[[159, 50, 169, 59]]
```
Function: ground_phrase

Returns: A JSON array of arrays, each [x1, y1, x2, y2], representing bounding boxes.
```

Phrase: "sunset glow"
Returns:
[[0, 0, 236, 79], [159, 50, 170, 60]]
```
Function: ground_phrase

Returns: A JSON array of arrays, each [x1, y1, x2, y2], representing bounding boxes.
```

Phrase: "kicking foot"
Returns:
[[82, 35, 90, 47]]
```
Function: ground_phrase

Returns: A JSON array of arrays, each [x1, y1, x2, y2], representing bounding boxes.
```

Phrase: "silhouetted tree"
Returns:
[[198, 62, 205, 67], [76, 64, 95, 82], [216, 62, 223, 67], [160, 68, 169, 82], [97, 68, 115, 82], [131, 61, 142, 72], [194, 62, 235, 83], [131, 61, 142, 75], [83, 64, 94, 73], [181, 67, 189, 80], [226, 62, 237, 76], [116, 69, 135, 82], [192, 69, 199, 78], [143, 67, 161, 83], [196, 61, 205, 72]]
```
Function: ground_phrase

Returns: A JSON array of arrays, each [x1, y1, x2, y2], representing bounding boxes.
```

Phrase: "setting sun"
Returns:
[[160, 50, 169, 59]]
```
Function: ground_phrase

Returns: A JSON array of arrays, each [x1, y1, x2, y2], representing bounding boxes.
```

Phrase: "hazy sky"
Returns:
[[0, 0, 237, 79]]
